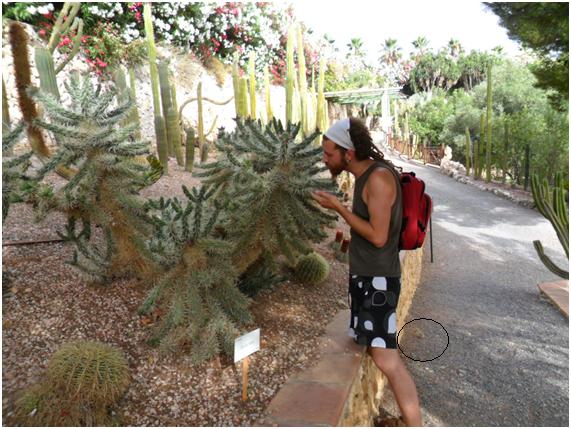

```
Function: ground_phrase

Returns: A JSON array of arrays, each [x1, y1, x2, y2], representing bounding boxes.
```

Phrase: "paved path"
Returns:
[[383, 154, 569, 426]]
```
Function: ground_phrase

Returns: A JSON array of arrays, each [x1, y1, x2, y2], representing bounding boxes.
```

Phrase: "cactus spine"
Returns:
[[286, 26, 295, 124], [297, 26, 308, 136], [264, 66, 273, 122], [531, 173, 569, 279], [34, 47, 60, 99], [475, 113, 485, 179], [295, 252, 330, 284], [185, 127, 195, 172], [465, 127, 471, 175], [248, 51, 257, 120], [144, 2, 168, 166], [485, 63, 493, 182], [2, 78, 10, 136], [154, 115, 169, 174], [316, 57, 327, 145], [10, 22, 50, 159], [128, 67, 142, 140]]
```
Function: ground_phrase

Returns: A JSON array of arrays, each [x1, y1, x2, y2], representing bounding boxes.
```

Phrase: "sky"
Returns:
[[291, 0, 523, 63]]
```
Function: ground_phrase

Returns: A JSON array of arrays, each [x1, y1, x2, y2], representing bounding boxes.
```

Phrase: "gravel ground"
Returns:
[[378, 153, 569, 426], [2, 157, 352, 426]]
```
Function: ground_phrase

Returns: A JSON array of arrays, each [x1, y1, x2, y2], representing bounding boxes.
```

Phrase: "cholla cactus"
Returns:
[[2, 122, 34, 221], [195, 118, 338, 273], [30, 74, 157, 283], [141, 185, 252, 362]]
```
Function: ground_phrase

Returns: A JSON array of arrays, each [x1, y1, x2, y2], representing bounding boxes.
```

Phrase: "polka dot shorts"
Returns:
[[348, 274, 401, 349]]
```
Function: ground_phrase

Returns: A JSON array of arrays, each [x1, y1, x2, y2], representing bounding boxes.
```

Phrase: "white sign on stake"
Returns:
[[234, 328, 260, 363]]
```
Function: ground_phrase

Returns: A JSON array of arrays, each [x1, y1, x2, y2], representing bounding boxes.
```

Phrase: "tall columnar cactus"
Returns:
[[297, 26, 308, 136], [144, 2, 167, 164], [393, 100, 400, 141], [43, 2, 84, 75], [285, 26, 295, 124], [503, 121, 509, 183], [128, 67, 142, 140], [476, 112, 485, 179], [197, 81, 205, 156], [166, 107, 184, 165], [157, 62, 174, 157], [531, 173, 569, 279], [264, 66, 273, 122], [185, 127, 195, 172], [248, 51, 257, 120], [485, 63, 493, 182], [232, 52, 241, 117], [154, 115, 169, 174], [2, 78, 10, 136], [34, 47, 60, 99], [238, 77, 249, 118], [315, 56, 327, 145], [465, 127, 471, 175], [9, 22, 50, 159]]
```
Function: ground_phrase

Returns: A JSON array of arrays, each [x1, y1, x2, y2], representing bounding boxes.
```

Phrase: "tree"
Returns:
[[379, 38, 404, 84], [484, 2, 569, 109], [346, 37, 367, 69], [411, 36, 430, 61], [447, 38, 464, 58]]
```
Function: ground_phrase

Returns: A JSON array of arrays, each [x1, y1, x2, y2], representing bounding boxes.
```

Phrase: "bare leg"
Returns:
[[369, 347, 422, 426]]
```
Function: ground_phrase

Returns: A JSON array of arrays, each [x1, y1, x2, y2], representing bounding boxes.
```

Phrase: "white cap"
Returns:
[[324, 118, 354, 150]]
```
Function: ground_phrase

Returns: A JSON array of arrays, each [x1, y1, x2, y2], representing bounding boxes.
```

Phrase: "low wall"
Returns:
[[262, 246, 425, 426]]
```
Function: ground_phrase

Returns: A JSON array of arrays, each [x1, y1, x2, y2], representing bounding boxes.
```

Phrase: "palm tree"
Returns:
[[347, 37, 364, 58], [380, 38, 402, 66], [447, 38, 464, 58], [412, 36, 430, 60]]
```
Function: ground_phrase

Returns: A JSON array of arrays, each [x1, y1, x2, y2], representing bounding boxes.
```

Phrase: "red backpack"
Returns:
[[399, 171, 433, 250]]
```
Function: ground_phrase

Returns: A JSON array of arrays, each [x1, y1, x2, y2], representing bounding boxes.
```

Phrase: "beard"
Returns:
[[326, 158, 348, 178]]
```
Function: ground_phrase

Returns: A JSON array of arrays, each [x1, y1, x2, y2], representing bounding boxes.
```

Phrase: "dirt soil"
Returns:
[[2, 157, 353, 426]]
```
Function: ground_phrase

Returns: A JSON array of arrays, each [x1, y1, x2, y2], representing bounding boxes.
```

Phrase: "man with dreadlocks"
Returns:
[[312, 117, 422, 426]]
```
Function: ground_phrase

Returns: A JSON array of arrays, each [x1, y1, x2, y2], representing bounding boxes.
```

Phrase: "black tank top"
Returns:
[[349, 160, 402, 277]]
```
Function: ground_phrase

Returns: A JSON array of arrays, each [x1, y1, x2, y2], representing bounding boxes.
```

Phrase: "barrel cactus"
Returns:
[[295, 252, 330, 285], [13, 341, 130, 426]]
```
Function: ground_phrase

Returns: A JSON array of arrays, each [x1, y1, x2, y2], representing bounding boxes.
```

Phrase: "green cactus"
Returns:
[[13, 341, 130, 426], [531, 173, 569, 279], [43, 2, 83, 75], [248, 51, 257, 120], [158, 62, 175, 157], [185, 127, 195, 172], [264, 66, 273, 122], [46, 341, 130, 405], [286, 26, 295, 124], [154, 115, 169, 174], [34, 47, 60, 99], [2, 78, 10, 137], [294, 252, 330, 284], [465, 127, 471, 175], [10, 22, 50, 160], [144, 2, 168, 162], [200, 140, 210, 164], [197, 81, 205, 152], [232, 52, 241, 117], [238, 77, 249, 119], [112, 66, 128, 103], [297, 26, 308, 136], [315, 57, 327, 145], [475, 113, 485, 179], [485, 63, 493, 182], [128, 66, 142, 140], [166, 107, 184, 166]]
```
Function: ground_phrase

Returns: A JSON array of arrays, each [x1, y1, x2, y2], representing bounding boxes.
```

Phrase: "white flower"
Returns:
[[37, 5, 50, 14], [26, 6, 37, 14]]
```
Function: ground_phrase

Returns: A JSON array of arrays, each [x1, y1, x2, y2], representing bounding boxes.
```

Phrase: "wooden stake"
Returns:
[[242, 356, 249, 401]]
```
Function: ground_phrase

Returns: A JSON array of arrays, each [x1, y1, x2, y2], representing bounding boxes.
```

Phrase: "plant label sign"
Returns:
[[234, 328, 260, 363]]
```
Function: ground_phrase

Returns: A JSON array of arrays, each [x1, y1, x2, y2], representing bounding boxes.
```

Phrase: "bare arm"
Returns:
[[312, 169, 396, 248]]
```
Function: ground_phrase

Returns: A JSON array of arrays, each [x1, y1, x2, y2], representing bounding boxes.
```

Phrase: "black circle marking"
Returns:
[[397, 318, 449, 362]]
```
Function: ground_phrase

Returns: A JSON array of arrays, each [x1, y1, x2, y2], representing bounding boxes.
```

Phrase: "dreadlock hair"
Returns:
[[343, 117, 402, 173]]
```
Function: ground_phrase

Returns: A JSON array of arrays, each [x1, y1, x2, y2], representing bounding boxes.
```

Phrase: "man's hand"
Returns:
[[311, 191, 341, 211]]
